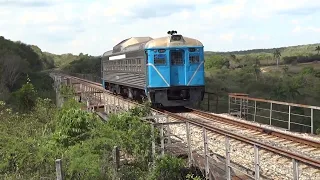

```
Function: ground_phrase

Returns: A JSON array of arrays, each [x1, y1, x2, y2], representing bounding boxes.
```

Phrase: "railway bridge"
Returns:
[[50, 72, 320, 180]]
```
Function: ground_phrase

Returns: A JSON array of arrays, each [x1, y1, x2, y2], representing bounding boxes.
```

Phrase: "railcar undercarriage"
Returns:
[[103, 82, 204, 107]]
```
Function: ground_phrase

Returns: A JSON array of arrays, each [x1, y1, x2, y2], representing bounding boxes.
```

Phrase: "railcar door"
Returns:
[[169, 49, 185, 86]]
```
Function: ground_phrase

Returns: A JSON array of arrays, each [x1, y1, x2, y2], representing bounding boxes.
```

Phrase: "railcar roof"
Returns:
[[102, 35, 203, 56], [114, 37, 153, 50], [145, 36, 203, 48]]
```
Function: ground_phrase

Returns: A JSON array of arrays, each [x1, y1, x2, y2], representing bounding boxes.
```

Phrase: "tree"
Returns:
[[273, 49, 281, 68], [204, 55, 227, 69], [54, 105, 99, 147], [12, 75, 37, 111], [316, 46, 320, 55], [0, 54, 28, 90]]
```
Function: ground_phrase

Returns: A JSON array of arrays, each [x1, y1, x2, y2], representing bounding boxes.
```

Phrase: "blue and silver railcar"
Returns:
[[101, 32, 205, 107]]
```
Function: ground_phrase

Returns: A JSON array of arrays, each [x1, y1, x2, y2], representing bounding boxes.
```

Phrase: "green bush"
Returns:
[[53, 107, 100, 147], [11, 76, 37, 111], [148, 155, 186, 180]]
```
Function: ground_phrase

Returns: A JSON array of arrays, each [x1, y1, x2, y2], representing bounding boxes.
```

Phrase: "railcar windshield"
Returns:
[[154, 54, 166, 65], [170, 50, 184, 65], [189, 54, 200, 64]]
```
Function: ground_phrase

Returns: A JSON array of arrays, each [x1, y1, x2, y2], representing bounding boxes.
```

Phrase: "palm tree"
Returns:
[[315, 46, 320, 54], [273, 49, 281, 68]]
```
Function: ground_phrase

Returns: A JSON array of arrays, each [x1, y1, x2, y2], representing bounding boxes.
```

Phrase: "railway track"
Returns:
[[159, 107, 320, 158], [156, 107, 320, 179], [52, 73, 320, 179]]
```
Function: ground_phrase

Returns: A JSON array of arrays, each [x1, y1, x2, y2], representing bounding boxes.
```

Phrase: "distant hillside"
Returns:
[[0, 36, 55, 71], [205, 43, 320, 56], [43, 52, 79, 68], [205, 43, 320, 66]]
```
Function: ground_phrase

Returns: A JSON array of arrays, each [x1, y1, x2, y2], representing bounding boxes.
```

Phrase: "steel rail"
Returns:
[[158, 109, 320, 169], [186, 107, 320, 148]]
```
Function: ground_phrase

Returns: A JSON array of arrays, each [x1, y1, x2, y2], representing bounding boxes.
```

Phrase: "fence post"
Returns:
[[104, 93, 107, 113], [269, 103, 273, 125], [166, 115, 172, 144], [160, 124, 164, 156], [207, 93, 210, 111], [55, 159, 63, 180], [239, 98, 242, 118], [186, 122, 192, 167], [228, 95, 231, 114], [225, 136, 231, 180], [311, 109, 314, 134], [113, 146, 120, 180], [254, 145, 260, 180], [203, 127, 209, 179], [292, 159, 299, 180], [151, 123, 156, 168], [288, 106, 291, 131], [246, 98, 249, 120], [254, 101, 257, 122], [86, 100, 90, 112]]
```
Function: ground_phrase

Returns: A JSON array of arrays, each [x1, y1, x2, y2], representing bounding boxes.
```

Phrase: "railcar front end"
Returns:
[[145, 33, 205, 107]]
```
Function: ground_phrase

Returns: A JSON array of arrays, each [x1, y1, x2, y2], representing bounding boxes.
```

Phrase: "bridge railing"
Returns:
[[228, 93, 320, 134]]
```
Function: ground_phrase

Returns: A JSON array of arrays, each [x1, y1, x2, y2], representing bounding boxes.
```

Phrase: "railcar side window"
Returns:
[[189, 55, 200, 64], [154, 54, 166, 65], [170, 51, 183, 65]]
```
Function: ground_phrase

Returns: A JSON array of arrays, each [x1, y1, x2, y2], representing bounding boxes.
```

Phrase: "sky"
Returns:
[[0, 0, 320, 56]]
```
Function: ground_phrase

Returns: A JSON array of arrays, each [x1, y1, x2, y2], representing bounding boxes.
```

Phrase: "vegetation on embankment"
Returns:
[[0, 36, 99, 104], [0, 80, 203, 179], [0, 36, 57, 105]]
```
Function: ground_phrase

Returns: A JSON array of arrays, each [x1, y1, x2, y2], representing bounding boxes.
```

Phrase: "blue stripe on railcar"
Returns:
[[145, 46, 204, 89]]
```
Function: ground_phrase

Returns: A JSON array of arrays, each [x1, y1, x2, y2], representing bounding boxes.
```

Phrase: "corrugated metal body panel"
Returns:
[[102, 54, 147, 90], [103, 56, 146, 73], [145, 36, 203, 49], [104, 72, 146, 89]]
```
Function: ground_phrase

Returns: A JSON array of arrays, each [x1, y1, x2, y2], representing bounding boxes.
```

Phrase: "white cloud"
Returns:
[[291, 19, 299, 24], [292, 26, 302, 33], [305, 26, 320, 32], [0, 0, 319, 55], [292, 26, 320, 33], [219, 33, 235, 42]]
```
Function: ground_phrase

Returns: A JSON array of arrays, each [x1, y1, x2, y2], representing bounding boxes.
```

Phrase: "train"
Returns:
[[101, 31, 205, 107]]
